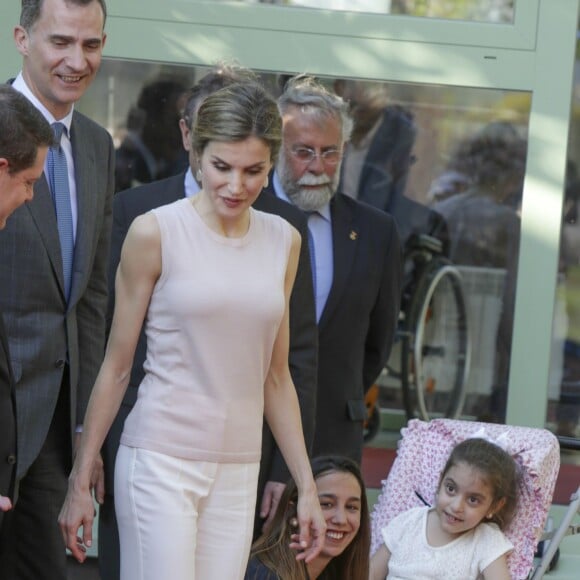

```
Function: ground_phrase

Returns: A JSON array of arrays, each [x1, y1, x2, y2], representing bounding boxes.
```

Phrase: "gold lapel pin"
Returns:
[[349, 230, 358, 241]]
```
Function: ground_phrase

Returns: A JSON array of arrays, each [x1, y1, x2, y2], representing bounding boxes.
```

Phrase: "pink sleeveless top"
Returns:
[[121, 198, 292, 463]]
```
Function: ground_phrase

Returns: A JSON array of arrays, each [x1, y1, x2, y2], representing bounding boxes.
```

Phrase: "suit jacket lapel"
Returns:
[[319, 195, 358, 327], [68, 115, 97, 306], [26, 174, 67, 298]]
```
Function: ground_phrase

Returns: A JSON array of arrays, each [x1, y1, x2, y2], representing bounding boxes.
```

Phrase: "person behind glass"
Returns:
[[246, 455, 370, 580], [333, 78, 447, 251], [370, 438, 518, 580], [114, 76, 190, 192], [97, 64, 317, 580], [267, 75, 403, 463], [59, 81, 325, 579], [0, 85, 53, 549], [0, 1, 112, 578], [431, 121, 526, 269], [431, 121, 527, 422]]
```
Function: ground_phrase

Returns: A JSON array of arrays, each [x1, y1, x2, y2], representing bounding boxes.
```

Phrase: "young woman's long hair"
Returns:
[[249, 455, 370, 580]]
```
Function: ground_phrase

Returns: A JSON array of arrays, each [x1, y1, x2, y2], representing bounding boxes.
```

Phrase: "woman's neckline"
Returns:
[[187, 195, 254, 242]]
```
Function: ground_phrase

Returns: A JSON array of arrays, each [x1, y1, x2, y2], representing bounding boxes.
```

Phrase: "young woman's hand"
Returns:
[[0, 495, 12, 512]]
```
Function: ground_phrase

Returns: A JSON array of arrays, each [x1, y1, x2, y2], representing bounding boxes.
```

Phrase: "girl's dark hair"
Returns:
[[192, 81, 281, 163], [439, 438, 519, 530], [249, 455, 370, 580]]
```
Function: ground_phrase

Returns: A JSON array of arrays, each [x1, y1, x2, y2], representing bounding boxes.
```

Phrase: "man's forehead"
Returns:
[[283, 107, 341, 136], [37, 0, 105, 32]]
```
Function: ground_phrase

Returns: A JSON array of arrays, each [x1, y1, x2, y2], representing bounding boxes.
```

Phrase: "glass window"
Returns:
[[550, 36, 580, 441], [331, 78, 529, 424], [215, 0, 516, 22], [77, 59, 530, 425]]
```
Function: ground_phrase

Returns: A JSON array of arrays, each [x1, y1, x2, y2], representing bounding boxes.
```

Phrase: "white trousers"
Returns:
[[115, 445, 259, 580]]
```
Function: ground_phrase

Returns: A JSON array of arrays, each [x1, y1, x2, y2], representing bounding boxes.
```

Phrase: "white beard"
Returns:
[[277, 153, 341, 212]]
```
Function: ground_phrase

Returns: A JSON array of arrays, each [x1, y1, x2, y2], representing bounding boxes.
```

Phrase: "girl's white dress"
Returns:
[[381, 506, 513, 580]]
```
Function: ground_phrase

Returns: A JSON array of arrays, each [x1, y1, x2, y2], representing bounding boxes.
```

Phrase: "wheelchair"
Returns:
[[364, 233, 471, 441]]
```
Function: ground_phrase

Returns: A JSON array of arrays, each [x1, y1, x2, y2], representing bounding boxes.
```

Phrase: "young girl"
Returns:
[[370, 437, 519, 580]]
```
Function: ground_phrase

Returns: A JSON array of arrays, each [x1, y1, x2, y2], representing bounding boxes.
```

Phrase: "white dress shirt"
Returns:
[[184, 167, 200, 198]]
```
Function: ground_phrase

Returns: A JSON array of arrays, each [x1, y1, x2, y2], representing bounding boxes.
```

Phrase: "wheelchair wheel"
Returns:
[[401, 257, 470, 421]]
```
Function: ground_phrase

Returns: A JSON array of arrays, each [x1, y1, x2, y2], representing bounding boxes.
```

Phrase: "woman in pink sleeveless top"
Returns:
[[59, 81, 325, 580]]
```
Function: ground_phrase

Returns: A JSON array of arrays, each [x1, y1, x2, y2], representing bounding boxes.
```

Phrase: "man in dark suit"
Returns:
[[271, 75, 402, 463], [0, 85, 53, 547], [0, 1, 113, 578], [98, 66, 317, 580]]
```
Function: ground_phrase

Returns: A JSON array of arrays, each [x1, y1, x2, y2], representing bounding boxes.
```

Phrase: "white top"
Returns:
[[381, 506, 513, 580], [121, 198, 292, 462]]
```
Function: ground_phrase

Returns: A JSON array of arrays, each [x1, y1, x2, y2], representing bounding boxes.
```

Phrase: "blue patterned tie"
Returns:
[[47, 122, 74, 301]]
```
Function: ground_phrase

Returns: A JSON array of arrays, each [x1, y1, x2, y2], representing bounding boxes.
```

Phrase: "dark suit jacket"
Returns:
[[265, 187, 403, 462], [102, 171, 317, 494], [0, 313, 16, 531], [0, 111, 114, 476]]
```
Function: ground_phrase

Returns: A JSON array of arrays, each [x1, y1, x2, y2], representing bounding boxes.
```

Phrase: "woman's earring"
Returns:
[[263, 176, 269, 189], [486, 512, 494, 519], [196, 168, 202, 183]]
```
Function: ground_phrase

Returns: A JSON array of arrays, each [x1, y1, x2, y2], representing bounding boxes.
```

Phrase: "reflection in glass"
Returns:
[[219, 0, 515, 22], [554, 160, 580, 440], [550, 39, 580, 442], [77, 59, 530, 425], [114, 77, 191, 192], [76, 60, 195, 192], [330, 78, 529, 425], [429, 123, 526, 422]]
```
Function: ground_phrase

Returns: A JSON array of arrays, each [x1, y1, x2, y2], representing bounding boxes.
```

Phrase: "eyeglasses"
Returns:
[[289, 146, 341, 166]]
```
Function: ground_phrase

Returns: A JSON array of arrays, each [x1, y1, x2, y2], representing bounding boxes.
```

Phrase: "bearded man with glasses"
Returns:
[[264, 75, 403, 463]]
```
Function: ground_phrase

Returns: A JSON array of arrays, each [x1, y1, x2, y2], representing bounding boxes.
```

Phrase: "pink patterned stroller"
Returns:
[[370, 419, 563, 579]]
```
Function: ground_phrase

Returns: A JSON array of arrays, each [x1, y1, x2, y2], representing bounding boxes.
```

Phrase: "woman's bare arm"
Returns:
[[58, 213, 161, 562]]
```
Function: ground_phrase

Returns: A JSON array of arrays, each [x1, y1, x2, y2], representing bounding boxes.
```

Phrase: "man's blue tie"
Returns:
[[47, 122, 74, 301]]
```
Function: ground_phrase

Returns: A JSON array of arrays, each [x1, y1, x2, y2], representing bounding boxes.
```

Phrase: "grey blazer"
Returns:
[[0, 312, 16, 531], [0, 111, 114, 476]]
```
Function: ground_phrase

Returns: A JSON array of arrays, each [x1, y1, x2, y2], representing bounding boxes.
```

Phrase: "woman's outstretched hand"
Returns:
[[58, 475, 96, 564], [293, 488, 326, 563]]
